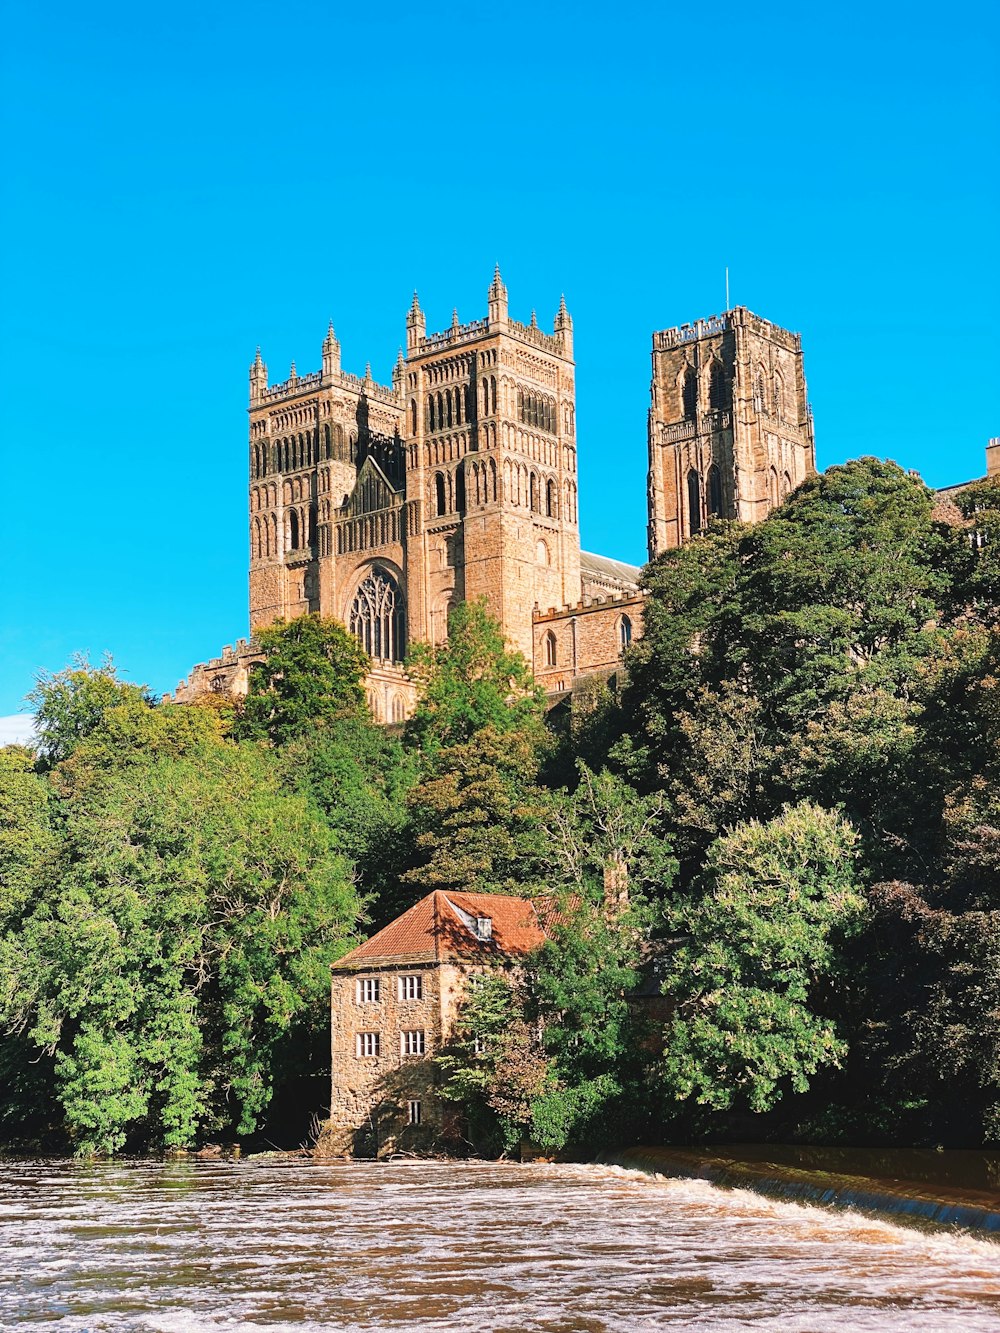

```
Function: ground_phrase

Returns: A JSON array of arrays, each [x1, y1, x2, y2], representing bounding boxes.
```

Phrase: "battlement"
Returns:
[[412, 318, 490, 356], [168, 638, 261, 703], [533, 588, 647, 622], [653, 306, 801, 354], [506, 317, 568, 358], [254, 365, 399, 409]]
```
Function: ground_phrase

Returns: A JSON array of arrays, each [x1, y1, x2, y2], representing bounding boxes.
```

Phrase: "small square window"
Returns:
[[356, 978, 380, 1004], [401, 1029, 426, 1057], [399, 975, 423, 1001], [356, 1032, 380, 1058], [407, 1100, 421, 1126]]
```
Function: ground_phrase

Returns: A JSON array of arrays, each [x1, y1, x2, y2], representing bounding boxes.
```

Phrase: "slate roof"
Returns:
[[332, 890, 549, 970], [579, 550, 643, 592]]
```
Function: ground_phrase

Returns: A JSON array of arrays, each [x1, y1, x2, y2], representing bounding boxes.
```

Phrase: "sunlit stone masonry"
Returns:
[[171, 276, 998, 720], [320, 890, 549, 1156]]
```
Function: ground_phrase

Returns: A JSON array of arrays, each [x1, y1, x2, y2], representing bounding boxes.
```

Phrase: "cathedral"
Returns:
[[172, 276, 821, 714]]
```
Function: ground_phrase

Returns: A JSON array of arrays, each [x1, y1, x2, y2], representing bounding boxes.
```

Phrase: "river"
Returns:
[[2, 1159, 999, 1331]]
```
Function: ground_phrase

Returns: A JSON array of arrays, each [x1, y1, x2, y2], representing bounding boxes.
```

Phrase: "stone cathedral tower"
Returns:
[[245, 270, 581, 689], [647, 306, 816, 556]]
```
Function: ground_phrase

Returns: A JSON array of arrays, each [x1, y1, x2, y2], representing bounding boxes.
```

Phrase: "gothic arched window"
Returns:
[[687, 468, 702, 535], [287, 508, 300, 551], [546, 478, 557, 518], [708, 464, 723, 518], [709, 360, 726, 411], [434, 472, 447, 516], [773, 373, 784, 421], [455, 466, 466, 515], [544, 631, 557, 667], [349, 568, 406, 663], [619, 615, 632, 650], [681, 367, 697, 420], [768, 466, 780, 507]]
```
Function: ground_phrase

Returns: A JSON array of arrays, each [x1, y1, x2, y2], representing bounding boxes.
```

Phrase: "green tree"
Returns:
[[623, 460, 954, 876], [284, 715, 418, 929], [405, 600, 545, 755], [239, 614, 369, 745], [403, 726, 546, 894], [0, 702, 360, 1154], [660, 802, 865, 1114], [28, 655, 152, 766]]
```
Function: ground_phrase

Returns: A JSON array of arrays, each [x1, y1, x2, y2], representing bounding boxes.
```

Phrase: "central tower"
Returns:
[[402, 268, 580, 659]]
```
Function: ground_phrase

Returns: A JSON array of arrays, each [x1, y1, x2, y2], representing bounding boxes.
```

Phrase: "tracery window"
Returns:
[[709, 360, 726, 411], [619, 615, 632, 650], [687, 468, 702, 535], [681, 367, 697, 420], [544, 631, 557, 667], [708, 464, 723, 518], [349, 568, 406, 662]]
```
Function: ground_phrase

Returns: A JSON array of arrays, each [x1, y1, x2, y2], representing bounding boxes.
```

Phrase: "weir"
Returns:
[[602, 1144, 1000, 1237]]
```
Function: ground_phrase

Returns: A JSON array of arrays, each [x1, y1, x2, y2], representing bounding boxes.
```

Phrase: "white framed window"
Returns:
[[401, 1029, 426, 1057], [398, 974, 423, 1001], [407, 1100, 422, 1126], [355, 1032, 380, 1058], [356, 977, 380, 1004]]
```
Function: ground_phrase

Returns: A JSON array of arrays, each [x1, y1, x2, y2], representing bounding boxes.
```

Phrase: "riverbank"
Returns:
[[603, 1144, 1000, 1237]]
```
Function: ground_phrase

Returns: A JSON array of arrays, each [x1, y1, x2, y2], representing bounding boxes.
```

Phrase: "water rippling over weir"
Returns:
[[2, 1159, 1000, 1331]]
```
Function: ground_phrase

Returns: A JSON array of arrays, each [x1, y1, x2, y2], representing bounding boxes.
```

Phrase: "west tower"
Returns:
[[647, 307, 816, 557], [402, 269, 579, 659]]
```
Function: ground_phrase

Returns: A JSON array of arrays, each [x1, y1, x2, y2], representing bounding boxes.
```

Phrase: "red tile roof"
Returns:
[[333, 891, 549, 969]]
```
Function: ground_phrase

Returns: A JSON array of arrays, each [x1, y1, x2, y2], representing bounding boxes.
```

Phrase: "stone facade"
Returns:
[[247, 270, 582, 667], [323, 890, 548, 1156], [647, 307, 817, 555], [175, 294, 833, 710]]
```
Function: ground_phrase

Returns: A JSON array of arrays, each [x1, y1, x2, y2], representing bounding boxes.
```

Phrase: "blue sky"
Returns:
[[1, 0, 997, 724]]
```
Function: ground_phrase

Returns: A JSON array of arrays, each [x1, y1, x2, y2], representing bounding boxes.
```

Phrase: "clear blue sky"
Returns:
[[1, 0, 997, 720]]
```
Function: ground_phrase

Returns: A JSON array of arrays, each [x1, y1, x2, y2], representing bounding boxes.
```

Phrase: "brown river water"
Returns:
[[2, 1158, 1000, 1332]]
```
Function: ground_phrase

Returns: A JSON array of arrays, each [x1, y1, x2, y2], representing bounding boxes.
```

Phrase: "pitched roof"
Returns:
[[332, 891, 548, 970], [580, 549, 643, 591]]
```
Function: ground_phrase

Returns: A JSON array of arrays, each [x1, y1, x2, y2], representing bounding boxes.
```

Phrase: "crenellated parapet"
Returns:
[[653, 306, 802, 355]]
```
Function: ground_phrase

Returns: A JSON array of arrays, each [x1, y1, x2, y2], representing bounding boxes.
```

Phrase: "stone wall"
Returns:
[[325, 959, 480, 1156], [532, 592, 645, 695], [648, 306, 816, 556]]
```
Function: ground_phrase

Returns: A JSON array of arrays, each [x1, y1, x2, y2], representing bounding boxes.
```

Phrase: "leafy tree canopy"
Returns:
[[28, 654, 152, 767], [239, 614, 369, 745], [405, 600, 545, 755], [660, 802, 865, 1114]]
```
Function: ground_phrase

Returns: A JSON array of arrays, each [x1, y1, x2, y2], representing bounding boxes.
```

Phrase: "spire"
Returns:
[[396, 346, 405, 367], [322, 322, 341, 378], [364, 361, 373, 382], [406, 288, 427, 351], [289, 359, 297, 379], [451, 307, 460, 330], [530, 309, 538, 328], [488, 264, 508, 328], [554, 292, 573, 356], [249, 346, 268, 404]]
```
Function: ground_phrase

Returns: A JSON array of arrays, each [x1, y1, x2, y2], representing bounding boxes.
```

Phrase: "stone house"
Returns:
[[324, 889, 547, 1157]]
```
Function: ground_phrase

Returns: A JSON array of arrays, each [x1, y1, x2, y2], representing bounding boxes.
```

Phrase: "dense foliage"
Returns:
[[2, 460, 999, 1154]]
